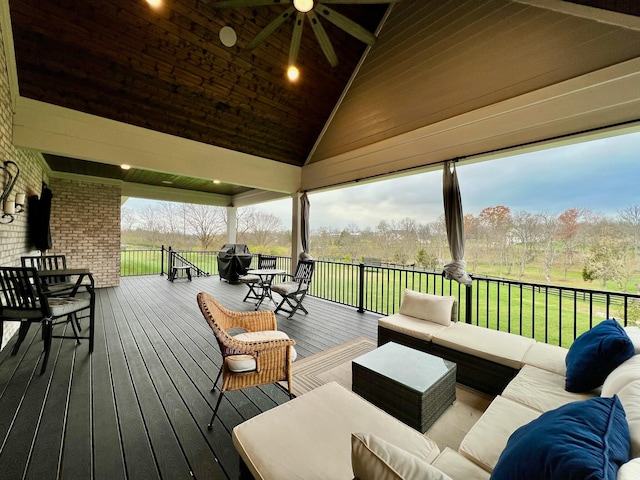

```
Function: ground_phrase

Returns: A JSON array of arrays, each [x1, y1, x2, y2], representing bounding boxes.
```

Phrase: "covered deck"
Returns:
[[0, 275, 380, 480]]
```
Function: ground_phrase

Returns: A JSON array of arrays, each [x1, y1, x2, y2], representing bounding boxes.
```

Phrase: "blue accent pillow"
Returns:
[[565, 319, 635, 393], [491, 396, 630, 480]]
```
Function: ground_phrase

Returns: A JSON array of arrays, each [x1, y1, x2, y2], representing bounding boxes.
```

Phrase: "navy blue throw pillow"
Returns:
[[565, 319, 635, 393], [491, 396, 630, 480]]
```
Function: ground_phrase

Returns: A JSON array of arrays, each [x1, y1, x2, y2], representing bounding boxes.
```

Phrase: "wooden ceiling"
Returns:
[[9, 0, 387, 167], [6, 0, 640, 203]]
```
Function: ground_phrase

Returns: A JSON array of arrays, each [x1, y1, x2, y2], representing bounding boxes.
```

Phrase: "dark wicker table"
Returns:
[[352, 342, 456, 433]]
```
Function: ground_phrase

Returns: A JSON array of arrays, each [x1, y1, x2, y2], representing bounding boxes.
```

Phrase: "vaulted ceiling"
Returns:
[[4, 0, 640, 206]]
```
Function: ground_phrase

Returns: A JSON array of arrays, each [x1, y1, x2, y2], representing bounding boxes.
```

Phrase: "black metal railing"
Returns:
[[120, 248, 640, 347]]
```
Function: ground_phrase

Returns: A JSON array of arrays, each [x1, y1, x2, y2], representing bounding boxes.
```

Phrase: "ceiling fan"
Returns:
[[207, 0, 397, 80]]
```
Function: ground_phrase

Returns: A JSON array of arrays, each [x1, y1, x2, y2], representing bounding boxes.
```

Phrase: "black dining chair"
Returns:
[[21, 254, 76, 295], [0, 266, 95, 374], [239, 254, 278, 302]]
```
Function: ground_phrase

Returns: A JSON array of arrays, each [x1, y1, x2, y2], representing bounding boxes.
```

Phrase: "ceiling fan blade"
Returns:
[[319, 0, 399, 4], [247, 6, 295, 50], [307, 11, 338, 67], [289, 12, 305, 65], [315, 5, 376, 45], [206, 0, 287, 7]]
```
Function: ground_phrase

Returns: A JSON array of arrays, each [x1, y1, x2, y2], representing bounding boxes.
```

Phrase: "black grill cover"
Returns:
[[217, 244, 252, 283]]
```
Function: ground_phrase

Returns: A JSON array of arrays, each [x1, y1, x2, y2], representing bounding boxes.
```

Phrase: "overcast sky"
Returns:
[[125, 130, 640, 231]]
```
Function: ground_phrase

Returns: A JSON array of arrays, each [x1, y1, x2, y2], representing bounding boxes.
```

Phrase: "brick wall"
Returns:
[[0, 30, 121, 350], [48, 178, 121, 288]]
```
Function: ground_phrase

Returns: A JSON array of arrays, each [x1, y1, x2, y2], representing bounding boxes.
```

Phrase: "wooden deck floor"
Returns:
[[0, 275, 381, 480]]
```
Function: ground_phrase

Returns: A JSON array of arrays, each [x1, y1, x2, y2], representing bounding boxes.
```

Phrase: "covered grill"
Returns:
[[217, 244, 252, 283]]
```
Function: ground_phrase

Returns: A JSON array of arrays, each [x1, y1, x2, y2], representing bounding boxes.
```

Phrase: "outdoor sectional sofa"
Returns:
[[231, 290, 640, 479]]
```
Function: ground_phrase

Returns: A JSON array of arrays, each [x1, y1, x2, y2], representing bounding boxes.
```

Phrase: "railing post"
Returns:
[[160, 245, 165, 276], [358, 262, 365, 313], [167, 246, 173, 280], [465, 283, 473, 324]]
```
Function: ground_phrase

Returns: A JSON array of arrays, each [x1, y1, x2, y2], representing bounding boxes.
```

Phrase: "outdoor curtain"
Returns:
[[300, 192, 311, 259], [443, 162, 472, 286]]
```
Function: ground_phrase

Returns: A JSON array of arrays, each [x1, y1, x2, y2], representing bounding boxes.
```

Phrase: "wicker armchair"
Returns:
[[197, 292, 296, 429]]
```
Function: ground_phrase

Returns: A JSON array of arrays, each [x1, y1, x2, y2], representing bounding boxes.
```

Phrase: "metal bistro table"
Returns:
[[245, 268, 285, 310], [38, 268, 96, 352], [352, 342, 457, 433]]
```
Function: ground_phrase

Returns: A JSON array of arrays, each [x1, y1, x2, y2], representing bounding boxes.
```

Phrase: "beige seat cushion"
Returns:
[[232, 382, 440, 480], [432, 322, 535, 369], [228, 331, 297, 372], [521, 342, 567, 376], [378, 313, 449, 342], [502, 364, 597, 412], [431, 447, 490, 480], [459, 396, 540, 472]]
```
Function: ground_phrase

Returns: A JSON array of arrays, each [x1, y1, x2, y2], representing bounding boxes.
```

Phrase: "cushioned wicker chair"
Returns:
[[272, 260, 315, 319], [239, 254, 277, 302], [0, 266, 94, 374], [197, 292, 296, 429]]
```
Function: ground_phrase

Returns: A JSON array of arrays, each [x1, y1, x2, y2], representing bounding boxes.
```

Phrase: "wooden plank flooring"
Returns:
[[0, 275, 381, 479]]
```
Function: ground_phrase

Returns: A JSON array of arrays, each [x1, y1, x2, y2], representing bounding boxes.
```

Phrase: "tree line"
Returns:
[[122, 202, 640, 292]]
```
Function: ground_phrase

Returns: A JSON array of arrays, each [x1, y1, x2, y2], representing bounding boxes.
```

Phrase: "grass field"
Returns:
[[121, 250, 640, 347]]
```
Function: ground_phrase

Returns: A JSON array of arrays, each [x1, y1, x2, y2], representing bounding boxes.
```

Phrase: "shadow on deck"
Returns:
[[0, 275, 381, 480]]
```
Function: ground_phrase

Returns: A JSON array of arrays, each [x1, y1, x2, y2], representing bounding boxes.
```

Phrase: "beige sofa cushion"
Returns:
[[432, 322, 535, 369], [379, 313, 449, 342], [431, 447, 490, 480], [618, 458, 640, 479], [502, 365, 597, 412], [521, 342, 567, 376], [624, 326, 640, 354], [459, 396, 540, 472], [351, 433, 451, 480], [601, 355, 640, 397], [399, 290, 456, 326], [232, 382, 440, 480], [616, 380, 640, 458]]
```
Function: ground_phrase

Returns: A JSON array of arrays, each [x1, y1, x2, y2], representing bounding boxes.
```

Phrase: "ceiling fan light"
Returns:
[[293, 0, 314, 13], [287, 65, 300, 82]]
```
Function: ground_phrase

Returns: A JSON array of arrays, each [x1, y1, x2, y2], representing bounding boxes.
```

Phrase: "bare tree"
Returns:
[[511, 211, 541, 277], [618, 204, 640, 269], [120, 206, 137, 231], [538, 212, 559, 283], [478, 205, 512, 274], [185, 204, 226, 249], [239, 207, 284, 246]]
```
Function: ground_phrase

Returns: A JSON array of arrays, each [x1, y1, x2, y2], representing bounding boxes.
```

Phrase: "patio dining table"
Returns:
[[246, 268, 285, 310]]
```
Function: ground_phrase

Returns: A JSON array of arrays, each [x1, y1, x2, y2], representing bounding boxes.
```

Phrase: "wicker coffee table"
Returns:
[[352, 342, 456, 433]]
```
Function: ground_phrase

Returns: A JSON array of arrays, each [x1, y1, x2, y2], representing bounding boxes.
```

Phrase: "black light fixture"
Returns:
[[1, 160, 25, 224]]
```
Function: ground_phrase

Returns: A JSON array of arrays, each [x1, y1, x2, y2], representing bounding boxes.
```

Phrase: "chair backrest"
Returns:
[[293, 260, 315, 287], [0, 266, 48, 319], [197, 292, 243, 354], [258, 255, 277, 270], [21, 254, 69, 283]]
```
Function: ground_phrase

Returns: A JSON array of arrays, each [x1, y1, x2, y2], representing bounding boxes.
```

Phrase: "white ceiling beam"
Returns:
[[12, 98, 302, 195]]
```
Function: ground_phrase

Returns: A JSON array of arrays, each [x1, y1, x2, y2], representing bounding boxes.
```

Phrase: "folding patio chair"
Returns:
[[271, 260, 315, 319]]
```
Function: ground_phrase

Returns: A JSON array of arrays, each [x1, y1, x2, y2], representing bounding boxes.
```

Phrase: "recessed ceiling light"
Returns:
[[120, 164, 131, 170], [162, 180, 173, 184], [146, 0, 162, 9], [287, 65, 300, 82], [213, 179, 221, 184]]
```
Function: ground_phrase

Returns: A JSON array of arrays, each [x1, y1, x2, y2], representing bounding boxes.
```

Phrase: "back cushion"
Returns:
[[399, 290, 455, 326]]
